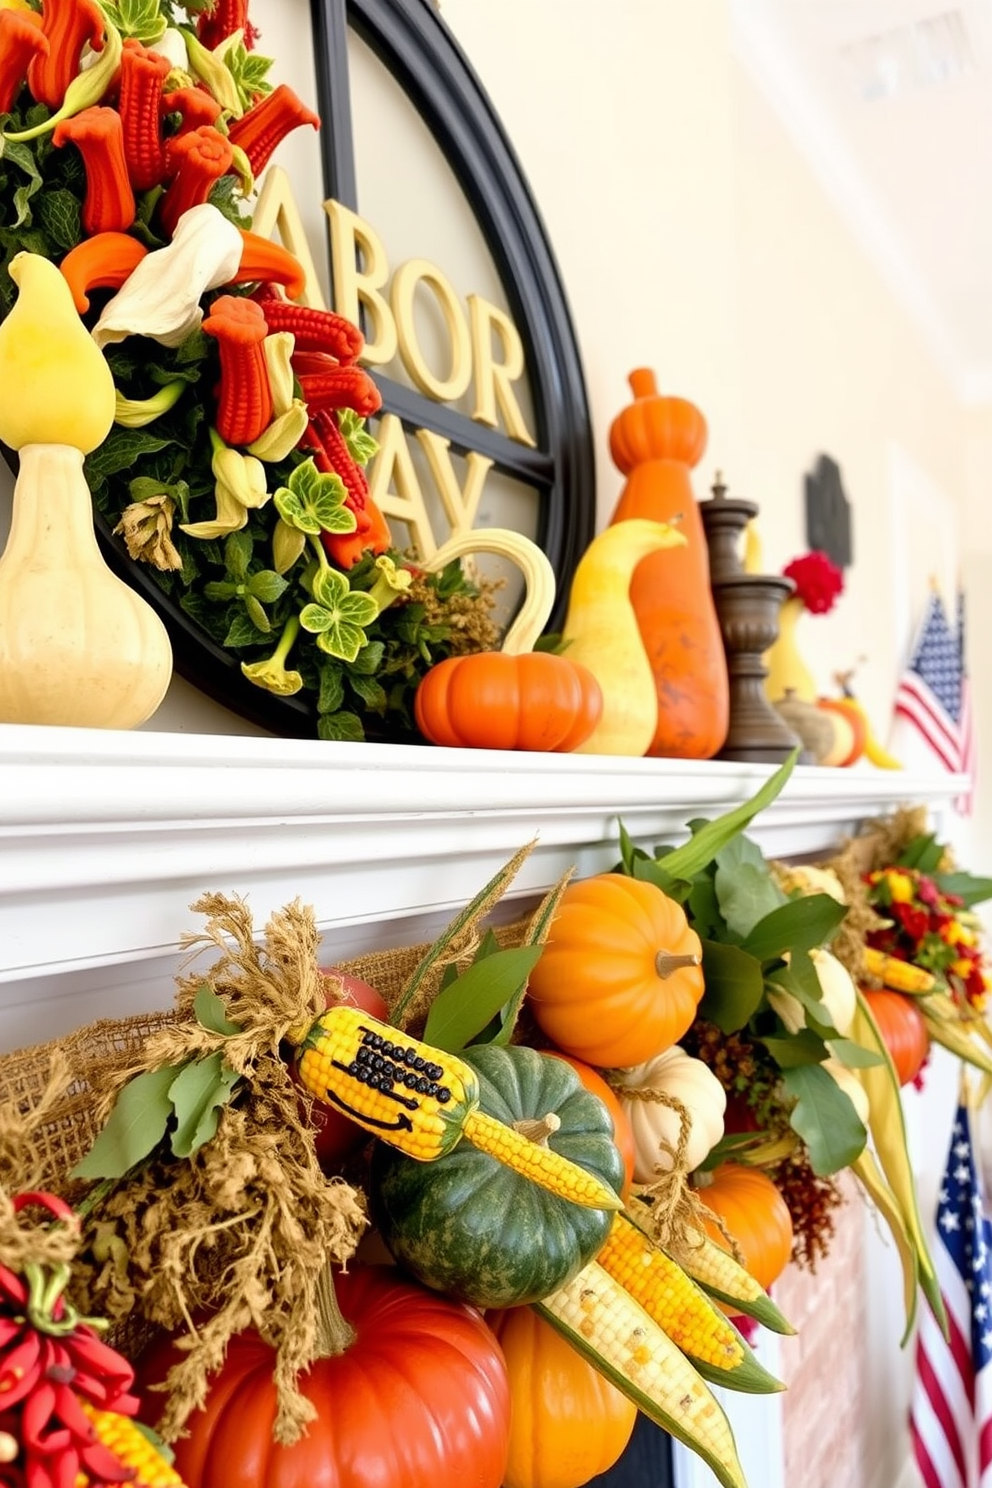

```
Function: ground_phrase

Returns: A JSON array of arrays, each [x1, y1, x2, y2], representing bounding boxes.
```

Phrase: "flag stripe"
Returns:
[[911, 1102, 992, 1488], [890, 587, 974, 814]]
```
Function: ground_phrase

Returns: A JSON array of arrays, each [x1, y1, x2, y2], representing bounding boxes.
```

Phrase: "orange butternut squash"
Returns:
[[608, 369, 729, 759]]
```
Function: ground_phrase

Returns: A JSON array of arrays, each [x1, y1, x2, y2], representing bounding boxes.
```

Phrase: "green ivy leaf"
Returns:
[[781, 1062, 867, 1175], [193, 984, 241, 1037], [71, 1065, 182, 1179], [315, 620, 367, 663], [1, 138, 43, 230], [274, 459, 353, 537], [697, 940, 765, 1033], [423, 946, 545, 1053], [168, 1052, 241, 1159], [339, 408, 379, 466]]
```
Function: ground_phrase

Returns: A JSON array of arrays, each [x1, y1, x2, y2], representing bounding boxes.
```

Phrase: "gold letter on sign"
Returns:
[[391, 258, 472, 404], [468, 294, 536, 447], [416, 429, 493, 536], [249, 167, 328, 309], [324, 199, 398, 365], [368, 413, 439, 559]]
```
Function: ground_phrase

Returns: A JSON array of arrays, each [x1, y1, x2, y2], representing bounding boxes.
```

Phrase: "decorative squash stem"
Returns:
[[512, 1113, 561, 1145], [655, 951, 702, 978], [312, 1264, 356, 1358], [421, 527, 556, 655]]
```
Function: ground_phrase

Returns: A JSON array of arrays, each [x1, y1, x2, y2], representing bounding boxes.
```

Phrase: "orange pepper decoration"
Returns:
[[608, 368, 729, 760]]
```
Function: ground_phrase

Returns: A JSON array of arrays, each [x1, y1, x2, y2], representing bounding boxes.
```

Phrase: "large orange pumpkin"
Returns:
[[861, 988, 930, 1086], [607, 368, 728, 760], [414, 651, 603, 752], [544, 1051, 636, 1198], [487, 1304, 637, 1488], [526, 874, 705, 1068], [136, 1266, 510, 1488], [696, 1163, 794, 1292]]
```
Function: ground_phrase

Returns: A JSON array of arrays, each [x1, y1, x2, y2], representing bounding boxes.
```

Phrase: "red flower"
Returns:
[[783, 550, 844, 614], [891, 902, 929, 943]]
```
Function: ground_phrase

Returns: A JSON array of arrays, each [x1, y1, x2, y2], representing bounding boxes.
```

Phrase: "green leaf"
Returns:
[[761, 1030, 828, 1068], [168, 1052, 241, 1159], [627, 855, 692, 904], [739, 894, 847, 963], [223, 609, 268, 648], [350, 639, 385, 676], [317, 710, 364, 742], [71, 1065, 182, 1179], [36, 187, 82, 251], [316, 662, 345, 715], [655, 751, 799, 883], [765, 952, 833, 1030], [247, 570, 288, 604], [193, 984, 241, 1037], [423, 946, 545, 1053], [1, 138, 42, 229], [934, 871, 992, 908], [85, 429, 173, 483], [826, 1037, 883, 1069], [697, 940, 765, 1033], [316, 620, 368, 664], [274, 485, 321, 535], [243, 594, 272, 634], [685, 871, 722, 941], [339, 408, 378, 466], [714, 835, 785, 939], [300, 602, 334, 634], [897, 833, 942, 873], [101, 0, 167, 41], [349, 671, 387, 711], [224, 529, 253, 582], [781, 1063, 868, 1175]]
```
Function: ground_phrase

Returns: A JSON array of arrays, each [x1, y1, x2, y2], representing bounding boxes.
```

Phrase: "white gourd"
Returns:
[[614, 1046, 727, 1182], [766, 946, 857, 1038]]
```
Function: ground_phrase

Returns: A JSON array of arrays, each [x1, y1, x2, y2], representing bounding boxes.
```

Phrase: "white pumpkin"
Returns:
[[614, 1046, 726, 1182], [766, 946, 857, 1038]]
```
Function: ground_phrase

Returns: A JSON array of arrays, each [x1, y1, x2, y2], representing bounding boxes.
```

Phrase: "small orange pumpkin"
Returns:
[[414, 650, 603, 752], [696, 1163, 794, 1293], [487, 1304, 637, 1488], [861, 988, 930, 1086], [526, 874, 705, 1068], [815, 697, 867, 767]]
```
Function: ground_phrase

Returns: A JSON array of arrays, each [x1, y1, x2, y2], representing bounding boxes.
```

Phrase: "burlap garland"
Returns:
[[0, 843, 564, 1443]]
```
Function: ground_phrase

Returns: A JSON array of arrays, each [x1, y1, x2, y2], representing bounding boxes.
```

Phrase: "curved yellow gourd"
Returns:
[[420, 527, 556, 654], [561, 519, 686, 755], [0, 252, 172, 727], [0, 253, 115, 453]]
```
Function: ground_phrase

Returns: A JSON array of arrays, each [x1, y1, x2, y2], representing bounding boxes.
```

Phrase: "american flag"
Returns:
[[893, 588, 975, 812], [909, 1101, 992, 1488]]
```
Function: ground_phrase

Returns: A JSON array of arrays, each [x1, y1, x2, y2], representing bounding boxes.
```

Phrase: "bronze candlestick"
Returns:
[[700, 474, 802, 764]]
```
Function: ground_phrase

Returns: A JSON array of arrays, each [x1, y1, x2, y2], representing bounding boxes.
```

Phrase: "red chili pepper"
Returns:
[[227, 83, 319, 177], [27, 0, 105, 113], [0, 9, 48, 116]]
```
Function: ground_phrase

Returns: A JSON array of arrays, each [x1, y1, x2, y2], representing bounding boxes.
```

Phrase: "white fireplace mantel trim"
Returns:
[[0, 723, 967, 993]]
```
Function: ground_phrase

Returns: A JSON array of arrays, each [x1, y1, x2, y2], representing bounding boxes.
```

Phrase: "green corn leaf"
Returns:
[[423, 946, 545, 1053], [655, 750, 799, 883]]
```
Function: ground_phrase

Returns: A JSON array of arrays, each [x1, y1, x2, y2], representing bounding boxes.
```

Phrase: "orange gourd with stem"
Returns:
[[525, 873, 705, 1068], [696, 1163, 794, 1293], [608, 368, 728, 759]]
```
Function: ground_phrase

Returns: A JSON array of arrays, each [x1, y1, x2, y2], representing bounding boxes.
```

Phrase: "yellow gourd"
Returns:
[[0, 252, 173, 728], [560, 519, 685, 755], [0, 254, 115, 453]]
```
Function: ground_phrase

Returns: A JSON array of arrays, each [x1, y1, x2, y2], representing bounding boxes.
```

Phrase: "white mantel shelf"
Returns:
[[0, 723, 967, 1027]]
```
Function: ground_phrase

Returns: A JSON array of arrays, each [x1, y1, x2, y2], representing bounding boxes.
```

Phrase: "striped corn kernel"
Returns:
[[77, 1401, 186, 1487], [296, 1005, 476, 1161], [597, 1215, 744, 1368], [461, 1110, 622, 1211], [539, 1260, 745, 1486], [863, 947, 935, 994]]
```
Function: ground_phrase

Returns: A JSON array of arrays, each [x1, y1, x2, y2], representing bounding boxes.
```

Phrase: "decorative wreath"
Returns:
[[0, 0, 500, 739]]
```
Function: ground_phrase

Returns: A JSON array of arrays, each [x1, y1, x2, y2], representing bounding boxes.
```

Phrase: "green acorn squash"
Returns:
[[369, 1044, 624, 1309]]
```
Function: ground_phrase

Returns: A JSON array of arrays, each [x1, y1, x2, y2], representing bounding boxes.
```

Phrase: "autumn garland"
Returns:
[[0, 0, 498, 739]]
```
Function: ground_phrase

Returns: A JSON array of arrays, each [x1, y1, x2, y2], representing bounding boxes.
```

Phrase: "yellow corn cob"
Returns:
[[536, 1259, 748, 1488], [863, 947, 935, 995], [599, 1214, 744, 1369], [76, 1402, 186, 1487], [295, 1005, 621, 1210], [667, 1222, 796, 1336]]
